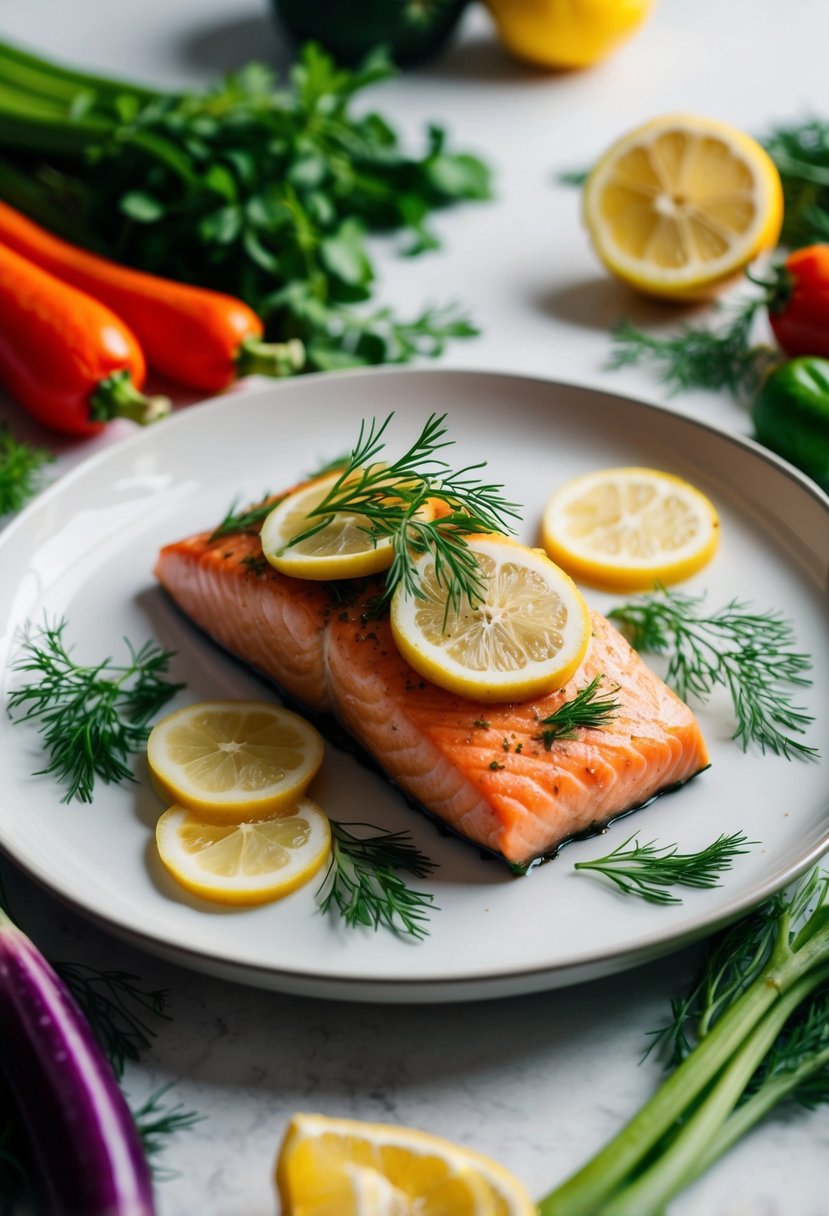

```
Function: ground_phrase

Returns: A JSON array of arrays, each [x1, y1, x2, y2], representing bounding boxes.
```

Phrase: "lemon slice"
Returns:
[[275, 1112, 538, 1216], [155, 798, 331, 905], [390, 535, 591, 702], [541, 467, 719, 591], [261, 471, 426, 581], [583, 113, 783, 300], [147, 701, 324, 820]]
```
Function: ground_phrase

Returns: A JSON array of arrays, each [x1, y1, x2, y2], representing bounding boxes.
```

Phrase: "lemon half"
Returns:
[[155, 798, 331, 905], [583, 113, 783, 300], [541, 466, 719, 591], [147, 700, 324, 820], [276, 1112, 537, 1216], [390, 535, 591, 703]]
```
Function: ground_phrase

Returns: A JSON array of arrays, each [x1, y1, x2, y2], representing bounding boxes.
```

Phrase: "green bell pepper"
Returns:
[[751, 356, 829, 493]]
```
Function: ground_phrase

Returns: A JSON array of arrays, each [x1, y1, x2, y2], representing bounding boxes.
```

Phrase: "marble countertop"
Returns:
[[2, 0, 828, 1211]]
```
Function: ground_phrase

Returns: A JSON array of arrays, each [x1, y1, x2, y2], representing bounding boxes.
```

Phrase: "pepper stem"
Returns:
[[89, 370, 171, 426], [236, 336, 305, 379]]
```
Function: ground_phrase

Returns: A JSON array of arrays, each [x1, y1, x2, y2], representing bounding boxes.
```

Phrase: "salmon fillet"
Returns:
[[155, 524, 709, 869]]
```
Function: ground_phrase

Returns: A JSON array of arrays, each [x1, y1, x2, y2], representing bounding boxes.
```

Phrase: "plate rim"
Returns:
[[2, 365, 828, 1001]]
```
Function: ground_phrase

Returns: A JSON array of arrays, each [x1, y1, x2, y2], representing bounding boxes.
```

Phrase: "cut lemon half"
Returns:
[[261, 470, 434, 581], [155, 798, 331, 905], [541, 467, 719, 591], [583, 113, 783, 300], [390, 535, 591, 703], [147, 701, 324, 820], [275, 1112, 537, 1216]]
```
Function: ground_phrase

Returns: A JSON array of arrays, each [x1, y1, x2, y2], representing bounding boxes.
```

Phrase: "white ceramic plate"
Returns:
[[1, 368, 827, 1003]]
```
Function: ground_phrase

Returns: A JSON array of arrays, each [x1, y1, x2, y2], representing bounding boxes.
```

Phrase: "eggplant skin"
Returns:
[[0, 912, 155, 1216]]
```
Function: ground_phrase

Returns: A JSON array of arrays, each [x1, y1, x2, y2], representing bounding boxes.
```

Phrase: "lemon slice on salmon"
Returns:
[[583, 113, 783, 300], [275, 1112, 537, 1216], [260, 470, 435, 581], [147, 701, 324, 820], [155, 798, 331, 905], [390, 535, 591, 702], [541, 467, 719, 592]]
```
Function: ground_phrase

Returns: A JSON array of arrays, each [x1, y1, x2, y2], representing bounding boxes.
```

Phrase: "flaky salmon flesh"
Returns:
[[155, 515, 710, 869]]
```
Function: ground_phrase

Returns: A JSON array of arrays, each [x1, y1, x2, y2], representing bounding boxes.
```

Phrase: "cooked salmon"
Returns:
[[155, 522, 709, 869]]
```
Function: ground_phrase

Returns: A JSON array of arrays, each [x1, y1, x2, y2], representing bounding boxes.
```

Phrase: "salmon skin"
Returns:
[[155, 519, 710, 870]]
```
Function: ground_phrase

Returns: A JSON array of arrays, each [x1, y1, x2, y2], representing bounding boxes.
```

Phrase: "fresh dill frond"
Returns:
[[537, 675, 620, 748], [318, 820, 438, 939], [608, 309, 776, 398], [762, 118, 829, 248], [210, 492, 280, 540], [0, 425, 53, 517], [557, 166, 590, 187], [285, 413, 521, 612], [7, 618, 184, 802], [132, 1083, 204, 1175], [56, 963, 170, 1080], [608, 586, 817, 760], [575, 830, 754, 905]]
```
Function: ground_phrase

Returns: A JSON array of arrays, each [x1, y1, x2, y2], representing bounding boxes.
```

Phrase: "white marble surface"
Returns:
[[1, 0, 829, 1211]]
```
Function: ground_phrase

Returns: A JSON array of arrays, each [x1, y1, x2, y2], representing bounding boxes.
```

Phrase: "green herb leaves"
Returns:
[[609, 586, 817, 760], [537, 675, 620, 748], [318, 820, 438, 938], [762, 118, 829, 249], [0, 41, 491, 370], [575, 831, 754, 905], [0, 425, 52, 517], [608, 309, 773, 397], [7, 619, 184, 802], [286, 412, 520, 611]]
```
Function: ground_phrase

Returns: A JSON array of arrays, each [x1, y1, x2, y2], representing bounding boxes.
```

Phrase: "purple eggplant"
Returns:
[[0, 909, 156, 1216]]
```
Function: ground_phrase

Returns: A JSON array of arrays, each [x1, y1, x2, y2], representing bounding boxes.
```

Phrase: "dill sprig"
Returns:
[[537, 675, 620, 748], [317, 821, 438, 939], [608, 309, 777, 398], [7, 618, 185, 802], [55, 963, 170, 1080], [132, 1084, 204, 1174], [284, 413, 521, 612], [575, 830, 754, 905], [0, 424, 53, 517], [608, 586, 817, 760], [210, 492, 280, 540], [762, 118, 829, 248]]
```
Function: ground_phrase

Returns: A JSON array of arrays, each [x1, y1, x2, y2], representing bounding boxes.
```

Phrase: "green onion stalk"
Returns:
[[538, 870, 829, 1215]]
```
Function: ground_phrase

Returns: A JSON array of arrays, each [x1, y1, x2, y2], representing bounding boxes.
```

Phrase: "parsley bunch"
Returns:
[[0, 40, 491, 370]]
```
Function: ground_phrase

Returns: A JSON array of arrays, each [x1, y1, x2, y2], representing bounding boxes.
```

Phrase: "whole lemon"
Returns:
[[485, 0, 655, 70]]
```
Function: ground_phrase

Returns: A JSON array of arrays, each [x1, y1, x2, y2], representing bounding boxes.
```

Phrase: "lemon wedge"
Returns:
[[155, 798, 331, 905], [261, 470, 423, 582], [275, 1112, 538, 1216], [147, 701, 324, 820], [583, 113, 783, 300], [390, 535, 591, 702], [541, 467, 719, 591]]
